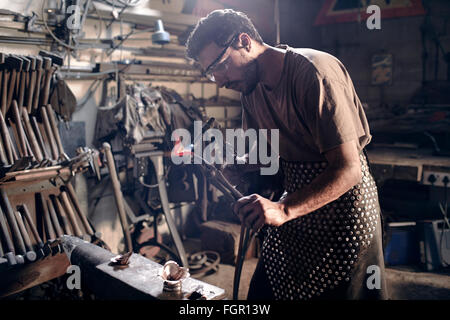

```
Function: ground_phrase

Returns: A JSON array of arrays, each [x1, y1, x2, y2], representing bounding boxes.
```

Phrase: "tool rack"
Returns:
[[0, 168, 70, 297], [0, 161, 99, 297], [0, 50, 100, 298]]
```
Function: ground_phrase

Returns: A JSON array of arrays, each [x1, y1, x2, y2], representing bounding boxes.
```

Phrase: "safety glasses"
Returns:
[[202, 33, 239, 82]]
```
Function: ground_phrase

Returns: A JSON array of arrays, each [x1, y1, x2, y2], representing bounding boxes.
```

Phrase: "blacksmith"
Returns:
[[185, 9, 387, 300]]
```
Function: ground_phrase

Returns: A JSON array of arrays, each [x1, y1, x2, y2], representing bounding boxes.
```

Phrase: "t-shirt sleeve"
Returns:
[[301, 76, 361, 154]]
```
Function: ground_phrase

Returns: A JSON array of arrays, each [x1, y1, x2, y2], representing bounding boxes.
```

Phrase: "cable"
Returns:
[[138, 176, 159, 189], [105, 26, 154, 57], [103, 0, 144, 8], [75, 79, 103, 110], [92, 0, 106, 42]]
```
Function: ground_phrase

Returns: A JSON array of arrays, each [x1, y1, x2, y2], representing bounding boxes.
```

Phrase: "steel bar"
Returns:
[[102, 142, 133, 252]]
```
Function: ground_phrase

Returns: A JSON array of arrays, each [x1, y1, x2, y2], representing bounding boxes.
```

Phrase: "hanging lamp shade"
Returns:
[[152, 19, 170, 45]]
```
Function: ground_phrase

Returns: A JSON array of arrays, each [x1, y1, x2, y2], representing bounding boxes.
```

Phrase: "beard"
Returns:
[[241, 59, 260, 95]]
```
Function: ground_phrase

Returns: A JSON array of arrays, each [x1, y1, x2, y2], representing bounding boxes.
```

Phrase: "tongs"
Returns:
[[194, 153, 253, 300]]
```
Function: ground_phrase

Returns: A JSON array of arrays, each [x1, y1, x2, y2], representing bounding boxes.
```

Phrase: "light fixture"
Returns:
[[152, 19, 170, 45]]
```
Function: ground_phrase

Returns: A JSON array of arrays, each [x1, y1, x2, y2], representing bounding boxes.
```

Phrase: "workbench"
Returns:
[[367, 147, 450, 186]]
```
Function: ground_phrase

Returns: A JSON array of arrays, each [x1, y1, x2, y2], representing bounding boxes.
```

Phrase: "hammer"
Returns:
[[22, 107, 43, 162], [59, 191, 83, 238], [4, 55, 22, 115], [0, 127, 8, 166], [36, 194, 62, 255], [47, 198, 63, 238], [0, 53, 8, 117], [46, 104, 69, 161], [0, 53, 6, 116], [38, 51, 63, 107], [0, 234, 6, 265], [64, 183, 94, 236], [0, 189, 28, 258], [32, 56, 43, 113], [31, 115, 51, 162], [13, 209, 37, 262], [0, 54, 9, 165], [16, 55, 30, 110], [39, 57, 53, 108], [25, 56, 37, 114], [11, 100, 29, 158], [0, 205, 18, 267], [18, 204, 49, 259], [50, 194, 73, 236], [40, 105, 58, 160], [37, 193, 56, 243], [0, 112, 16, 164]]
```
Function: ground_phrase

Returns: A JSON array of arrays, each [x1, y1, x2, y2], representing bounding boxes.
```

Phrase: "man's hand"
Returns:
[[233, 194, 289, 231]]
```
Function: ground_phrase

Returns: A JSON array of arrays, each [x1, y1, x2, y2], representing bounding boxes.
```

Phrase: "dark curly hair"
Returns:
[[185, 9, 264, 62]]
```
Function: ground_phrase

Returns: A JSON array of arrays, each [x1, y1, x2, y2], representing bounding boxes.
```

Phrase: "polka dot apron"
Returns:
[[261, 153, 388, 300]]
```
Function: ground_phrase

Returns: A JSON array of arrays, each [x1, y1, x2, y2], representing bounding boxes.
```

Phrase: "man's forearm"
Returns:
[[281, 163, 361, 220]]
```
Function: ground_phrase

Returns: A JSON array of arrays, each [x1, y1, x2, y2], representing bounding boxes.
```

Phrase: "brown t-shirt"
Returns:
[[241, 46, 371, 162]]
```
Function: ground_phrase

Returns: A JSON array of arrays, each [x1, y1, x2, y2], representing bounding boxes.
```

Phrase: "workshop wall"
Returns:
[[280, 0, 450, 120]]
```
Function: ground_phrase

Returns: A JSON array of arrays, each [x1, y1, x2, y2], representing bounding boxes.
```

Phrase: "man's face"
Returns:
[[197, 37, 260, 95]]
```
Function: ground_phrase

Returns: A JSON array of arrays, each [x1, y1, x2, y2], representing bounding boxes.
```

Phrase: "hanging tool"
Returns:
[[13, 210, 37, 262], [0, 189, 26, 265], [50, 195, 72, 236], [47, 198, 64, 238], [32, 56, 43, 113], [22, 107, 43, 162], [5, 55, 22, 115], [17, 204, 49, 259], [16, 56, 30, 110], [0, 205, 18, 267], [0, 53, 8, 117], [40, 103, 58, 160], [25, 56, 37, 114], [11, 100, 29, 158], [45, 104, 69, 161], [59, 190, 83, 238], [0, 112, 16, 163], [64, 183, 94, 236]]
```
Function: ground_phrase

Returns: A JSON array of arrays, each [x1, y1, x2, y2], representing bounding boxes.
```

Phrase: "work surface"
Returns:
[[96, 254, 226, 300], [366, 147, 450, 183]]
